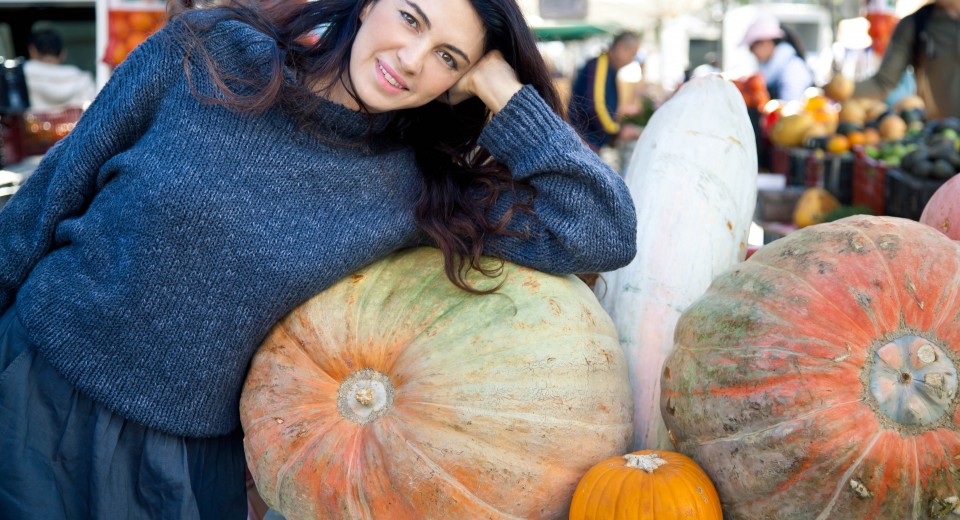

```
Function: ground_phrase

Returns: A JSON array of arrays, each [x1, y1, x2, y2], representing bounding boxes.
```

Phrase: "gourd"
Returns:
[[240, 247, 633, 520], [661, 216, 960, 519], [920, 174, 960, 240], [793, 187, 841, 228], [596, 75, 757, 450], [569, 450, 723, 520]]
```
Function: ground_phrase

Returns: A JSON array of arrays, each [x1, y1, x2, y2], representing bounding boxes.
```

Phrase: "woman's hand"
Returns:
[[446, 50, 523, 113]]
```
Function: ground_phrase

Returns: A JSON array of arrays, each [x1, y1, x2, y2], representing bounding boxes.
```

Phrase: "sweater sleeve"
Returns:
[[477, 85, 638, 274], [854, 15, 916, 100], [0, 22, 184, 313]]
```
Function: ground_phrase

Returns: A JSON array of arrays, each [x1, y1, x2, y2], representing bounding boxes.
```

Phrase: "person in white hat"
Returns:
[[742, 14, 812, 102]]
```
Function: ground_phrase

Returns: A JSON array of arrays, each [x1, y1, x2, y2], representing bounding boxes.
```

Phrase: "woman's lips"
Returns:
[[377, 60, 408, 91]]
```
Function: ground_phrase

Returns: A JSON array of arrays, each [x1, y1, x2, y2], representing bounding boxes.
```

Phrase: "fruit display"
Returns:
[[103, 9, 166, 67], [569, 450, 723, 520], [661, 216, 960, 519], [596, 76, 756, 450], [823, 74, 854, 103], [896, 122, 960, 180], [240, 247, 633, 520], [733, 74, 770, 111]]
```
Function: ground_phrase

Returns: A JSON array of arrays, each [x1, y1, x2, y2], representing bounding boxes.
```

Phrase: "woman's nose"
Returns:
[[397, 42, 428, 75]]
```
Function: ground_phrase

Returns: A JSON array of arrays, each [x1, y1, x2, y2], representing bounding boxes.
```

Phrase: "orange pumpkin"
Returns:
[[661, 216, 960, 519], [240, 247, 633, 520], [569, 450, 722, 519]]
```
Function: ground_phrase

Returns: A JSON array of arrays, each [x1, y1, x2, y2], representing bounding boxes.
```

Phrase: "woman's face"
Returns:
[[336, 0, 487, 113], [750, 39, 775, 63]]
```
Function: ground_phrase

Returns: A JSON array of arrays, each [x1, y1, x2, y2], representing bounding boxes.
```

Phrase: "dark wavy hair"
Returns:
[[170, 0, 562, 292]]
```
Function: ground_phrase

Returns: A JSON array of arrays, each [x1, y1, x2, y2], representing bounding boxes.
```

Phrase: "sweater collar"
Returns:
[[309, 95, 395, 145]]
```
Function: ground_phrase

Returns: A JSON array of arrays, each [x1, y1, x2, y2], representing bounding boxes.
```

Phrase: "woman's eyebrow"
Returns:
[[403, 0, 432, 29], [403, 0, 472, 65]]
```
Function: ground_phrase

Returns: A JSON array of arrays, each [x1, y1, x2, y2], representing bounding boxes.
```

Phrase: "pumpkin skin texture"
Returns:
[[660, 216, 960, 519], [920, 174, 960, 240], [569, 450, 723, 520], [597, 74, 757, 450], [240, 247, 633, 520]]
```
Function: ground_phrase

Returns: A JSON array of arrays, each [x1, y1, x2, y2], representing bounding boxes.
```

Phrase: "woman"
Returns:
[[0, 0, 637, 518], [741, 13, 812, 102]]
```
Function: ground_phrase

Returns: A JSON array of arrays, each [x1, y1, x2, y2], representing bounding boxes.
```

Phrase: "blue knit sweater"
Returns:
[[0, 14, 637, 437]]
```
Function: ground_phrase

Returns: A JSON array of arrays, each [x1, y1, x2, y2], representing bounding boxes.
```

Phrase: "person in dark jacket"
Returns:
[[0, 0, 638, 518], [567, 31, 642, 152], [854, 0, 960, 119]]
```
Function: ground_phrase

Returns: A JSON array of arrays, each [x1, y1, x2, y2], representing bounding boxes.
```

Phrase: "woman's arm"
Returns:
[[0, 22, 184, 312], [477, 85, 638, 275], [854, 14, 917, 100]]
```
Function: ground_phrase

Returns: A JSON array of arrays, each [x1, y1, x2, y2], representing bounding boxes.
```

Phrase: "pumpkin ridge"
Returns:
[[911, 436, 922, 518], [747, 260, 877, 342], [275, 323, 345, 387], [391, 293, 519, 378], [399, 400, 629, 429], [357, 255, 452, 372], [932, 266, 960, 332], [682, 344, 856, 364], [588, 462, 623, 519], [813, 430, 883, 520], [842, 221, 906, 328], [924, 430, 957, 507], [399, 330, 617, 383], [691, 398, 864, 447], [568, 463, 616, 518], [271, 421, 352, 513], [396, 426, 527, 519]]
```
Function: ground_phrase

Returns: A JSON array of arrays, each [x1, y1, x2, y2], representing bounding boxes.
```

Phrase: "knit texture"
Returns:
[[0, 13, 637, 437]]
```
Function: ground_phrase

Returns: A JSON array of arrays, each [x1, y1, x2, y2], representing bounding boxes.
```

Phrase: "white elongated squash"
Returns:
[[597, 75, 758, 450]]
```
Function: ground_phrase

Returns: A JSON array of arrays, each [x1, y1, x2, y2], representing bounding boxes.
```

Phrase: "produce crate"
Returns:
[[884, 168, 947, 221], [1, 114, 26, 168], [769, 145, 790, 176], [814, 152, 854, 205], [787, 148, 813, 187], [852, 147, 887, 215], [755, 186, 806, 223]]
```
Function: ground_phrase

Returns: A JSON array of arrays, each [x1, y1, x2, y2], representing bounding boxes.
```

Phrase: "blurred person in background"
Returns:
[[567, 31, 643, 152], [742, 14, 813, 102], [23, 29, 96, 110], [853, 0, 960, 119]]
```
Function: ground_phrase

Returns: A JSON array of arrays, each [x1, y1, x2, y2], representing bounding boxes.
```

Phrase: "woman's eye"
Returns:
[[439, 51, 458, 70], [400, 11, 418, 29]]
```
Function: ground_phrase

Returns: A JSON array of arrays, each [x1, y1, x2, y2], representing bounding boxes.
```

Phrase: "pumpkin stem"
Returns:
[[337, 368, 395, 425], [867, 335, 957, 428], [624, 453, 668, 473], [355, 388, 375, 406]]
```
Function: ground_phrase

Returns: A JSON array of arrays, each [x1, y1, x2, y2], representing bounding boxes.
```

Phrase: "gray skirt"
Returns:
[[0, 305, 247, 520]]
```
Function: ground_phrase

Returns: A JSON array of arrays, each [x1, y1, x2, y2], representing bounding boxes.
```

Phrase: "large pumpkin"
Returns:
[[661, 216, 960, 519], [240, 247, 633, 520]]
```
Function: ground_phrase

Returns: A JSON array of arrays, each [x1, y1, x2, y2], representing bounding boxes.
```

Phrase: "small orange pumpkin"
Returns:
[[569, 450, 723, 519]]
